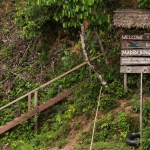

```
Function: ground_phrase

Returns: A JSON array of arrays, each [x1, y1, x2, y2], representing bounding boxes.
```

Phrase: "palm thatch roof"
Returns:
[[113, 9, 150, 29]]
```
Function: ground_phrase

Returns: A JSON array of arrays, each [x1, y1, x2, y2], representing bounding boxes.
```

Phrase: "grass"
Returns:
[[74, 140, 139, 150]]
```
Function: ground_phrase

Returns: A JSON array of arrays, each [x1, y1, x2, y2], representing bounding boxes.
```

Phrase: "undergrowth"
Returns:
[[1, 1, 150, 149]]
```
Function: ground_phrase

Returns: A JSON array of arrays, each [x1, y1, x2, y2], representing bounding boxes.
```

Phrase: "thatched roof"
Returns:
[[113, 9, 150, 29]]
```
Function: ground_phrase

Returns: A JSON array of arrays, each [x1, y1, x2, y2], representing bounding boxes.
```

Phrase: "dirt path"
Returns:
[[50, 98, 144, 150]]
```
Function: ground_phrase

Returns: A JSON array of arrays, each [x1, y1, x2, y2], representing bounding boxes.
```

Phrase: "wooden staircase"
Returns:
[[0, 55, 100, 135], [0, 81, 87, 134]]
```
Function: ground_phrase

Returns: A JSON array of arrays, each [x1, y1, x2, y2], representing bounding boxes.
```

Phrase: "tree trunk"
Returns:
[[94, 30, 109, 68], [80, 24, 108, 87]]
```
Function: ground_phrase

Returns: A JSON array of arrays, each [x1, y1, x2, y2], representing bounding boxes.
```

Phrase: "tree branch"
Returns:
[[94, 30, 109, 68], [80, 24, 108, 87]]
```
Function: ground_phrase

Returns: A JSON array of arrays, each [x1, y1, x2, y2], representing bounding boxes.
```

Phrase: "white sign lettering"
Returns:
[[121, 57, 150, 65], [122, 35, 144, 40], [121, 49, 150, 56], [146, 43, 150, 47]]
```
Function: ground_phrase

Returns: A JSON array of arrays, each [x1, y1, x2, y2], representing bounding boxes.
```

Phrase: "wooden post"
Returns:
[[28, 94, 31, 111], [140, 71, 143, 148], [124, 73, 127, 90], [34, 90, 38, 134]]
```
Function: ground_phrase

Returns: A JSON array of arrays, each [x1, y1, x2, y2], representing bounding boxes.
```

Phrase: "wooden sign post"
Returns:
[[140, 71, 143, 148], [120, 33, 150, 147], [120, 33, 150, 89]]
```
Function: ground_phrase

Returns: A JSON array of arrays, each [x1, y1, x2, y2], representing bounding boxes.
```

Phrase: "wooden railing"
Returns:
[[0, 55, 101, 133]]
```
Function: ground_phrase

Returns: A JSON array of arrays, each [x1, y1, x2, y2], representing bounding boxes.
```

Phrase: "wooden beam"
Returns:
[[28, 94, 31, 111], [34, 90, 38, 134], [124, 73, 127, 90], [140, 72, 143, 147], [0, 88, 73, 134]]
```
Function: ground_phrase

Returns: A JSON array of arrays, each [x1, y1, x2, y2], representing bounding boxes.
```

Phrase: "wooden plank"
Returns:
[[38, 78, 89, 112], [140, 72, 143, 147], [121, 49, 150, 56], [122, 40, 150, 49], [120, 66, 150, 73], [0, 87, 73, 134], [34, 90, 38, 133], [122, 34, 150, 40], [124, 73, 127, 89], [28, 94, 31, 111], [120, 57, 150, 65]]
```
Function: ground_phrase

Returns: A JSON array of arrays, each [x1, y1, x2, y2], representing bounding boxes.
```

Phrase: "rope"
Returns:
[[90, 86, 102, 150]]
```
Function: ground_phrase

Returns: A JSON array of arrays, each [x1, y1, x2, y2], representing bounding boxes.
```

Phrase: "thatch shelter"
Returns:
[[113, 9, 150, 29]]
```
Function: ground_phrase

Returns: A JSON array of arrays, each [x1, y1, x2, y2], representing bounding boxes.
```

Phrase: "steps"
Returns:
[[0, 79, 89, 134]]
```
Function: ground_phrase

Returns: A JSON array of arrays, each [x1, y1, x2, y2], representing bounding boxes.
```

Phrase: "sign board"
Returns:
[[120, 33, 150, 89], [121, 57, 150, 65], [122, 40, 150, 49], [122, 34, 150, 40], [120, 66, 150, 73], [121, 49, 150, 56]]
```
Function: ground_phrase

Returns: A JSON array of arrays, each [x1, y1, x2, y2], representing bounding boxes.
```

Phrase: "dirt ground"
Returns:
[[50, 98, 143, 150]]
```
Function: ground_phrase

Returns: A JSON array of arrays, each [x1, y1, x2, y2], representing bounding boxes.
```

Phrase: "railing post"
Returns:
[[140, 71, 143, 148], [34, 90, 38, 134], [28, 94, 31, 111], [124, 73, 127, 90]]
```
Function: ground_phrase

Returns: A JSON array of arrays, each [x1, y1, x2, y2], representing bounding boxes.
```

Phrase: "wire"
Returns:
[[90, 86, 102, 150]]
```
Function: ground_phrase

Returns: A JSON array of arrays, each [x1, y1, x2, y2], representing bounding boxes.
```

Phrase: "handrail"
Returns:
[[0, 55, 101, 111]]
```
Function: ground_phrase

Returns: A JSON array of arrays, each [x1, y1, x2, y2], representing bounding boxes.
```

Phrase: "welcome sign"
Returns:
[[122, 34, 150, 40], [120, 33, 150, 74]]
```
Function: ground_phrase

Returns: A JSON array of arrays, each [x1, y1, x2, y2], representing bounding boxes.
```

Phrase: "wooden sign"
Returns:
[[120, 57, 150, 65], [121, 49, 150, 56], [121, 33, 150, 89], [122, 34, 150, 40], [122, 40, 150, 49], [120, 66, 150, 73]]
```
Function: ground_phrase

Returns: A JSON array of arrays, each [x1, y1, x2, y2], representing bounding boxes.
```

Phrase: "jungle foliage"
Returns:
[[1, 0, 150, 149], [137, 0, 150, 8], [15, 0, 113, 38]]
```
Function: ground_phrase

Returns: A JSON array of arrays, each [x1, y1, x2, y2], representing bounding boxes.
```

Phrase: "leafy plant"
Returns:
[[56, 138, 68, 149], [92, 140, 135, 150], [16, 0, 111, 39], [94, 112, 114, 141], [131, 95, 140, 113], [137, 0, 150, 8], [113, 111, 130, 140], [143, 126, 150, 150], [143, 101, 150, 126], [99, 80, 132, 111]]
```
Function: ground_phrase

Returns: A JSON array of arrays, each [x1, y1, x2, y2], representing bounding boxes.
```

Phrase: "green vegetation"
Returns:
[[15, 0, 111, 38], [137, 0, 150, 8], [1, 0, 150, 149]]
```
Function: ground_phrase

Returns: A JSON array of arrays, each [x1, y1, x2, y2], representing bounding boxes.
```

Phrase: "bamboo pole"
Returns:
[[140, 71, 143, 148], [0, 55, 101, 111], [124, 73, 127, 90], [34, 90, 38, 134], [90, 87, 102, 150], [28, 94, 31, 111]]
